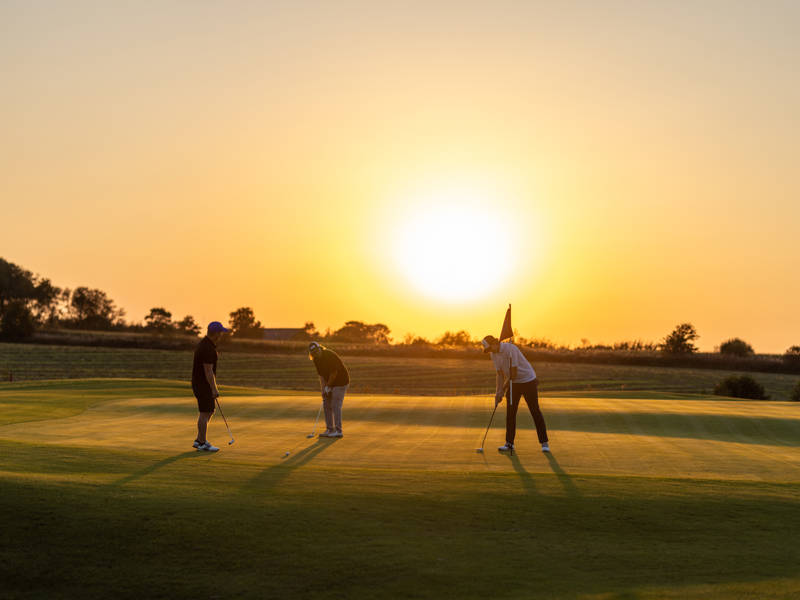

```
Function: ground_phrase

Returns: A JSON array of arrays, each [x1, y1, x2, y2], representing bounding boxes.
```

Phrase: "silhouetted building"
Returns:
[[262, 328, 306, 341]]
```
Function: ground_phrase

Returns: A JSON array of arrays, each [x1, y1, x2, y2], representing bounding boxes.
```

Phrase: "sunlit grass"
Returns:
[[1, 380, 800, 598]]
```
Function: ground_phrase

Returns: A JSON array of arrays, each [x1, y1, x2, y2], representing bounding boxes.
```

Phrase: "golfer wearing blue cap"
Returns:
[[191, 321, 230, 451]]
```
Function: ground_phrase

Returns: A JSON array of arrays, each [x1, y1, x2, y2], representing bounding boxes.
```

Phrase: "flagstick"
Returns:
[[509, 358, 513, 407], [498, 303, 514, 406]]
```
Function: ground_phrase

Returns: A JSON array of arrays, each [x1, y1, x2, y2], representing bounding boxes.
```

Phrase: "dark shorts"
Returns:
[[192, 384, 216, 413]]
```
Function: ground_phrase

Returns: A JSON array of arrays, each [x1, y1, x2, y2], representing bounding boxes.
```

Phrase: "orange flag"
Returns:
[[499, 304, 513, 341]]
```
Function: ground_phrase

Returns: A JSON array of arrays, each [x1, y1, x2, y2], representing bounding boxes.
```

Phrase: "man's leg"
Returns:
[[331, 386, 346, 433], [197, 411, 213, 443], [322, 393, 334, 433], [521, 380, 548, 444], [505, 386, 522, 443]]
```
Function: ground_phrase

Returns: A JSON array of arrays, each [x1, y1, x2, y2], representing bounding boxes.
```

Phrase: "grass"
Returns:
[[3, 342, 800, 400], [1, 379, 800, 598]]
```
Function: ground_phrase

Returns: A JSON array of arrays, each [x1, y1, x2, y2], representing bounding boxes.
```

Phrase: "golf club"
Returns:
[[307, 402, 323, 438], [215, 397, 235, 445], [475, 400, 500, 453]]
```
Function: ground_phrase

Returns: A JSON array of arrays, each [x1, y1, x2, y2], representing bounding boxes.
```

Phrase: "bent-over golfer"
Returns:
[[191, 321, 230, 452], [481, 335, 549, 453], [308, 341, 349, 438]]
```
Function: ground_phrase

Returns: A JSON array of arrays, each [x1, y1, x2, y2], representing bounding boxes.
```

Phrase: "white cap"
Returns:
[[308, 341, 323, 360]]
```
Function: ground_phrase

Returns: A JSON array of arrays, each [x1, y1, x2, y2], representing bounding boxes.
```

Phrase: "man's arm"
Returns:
[[203, 363, 220, 399], [495, 369, 508, 406], [325, 370, 338, 388]]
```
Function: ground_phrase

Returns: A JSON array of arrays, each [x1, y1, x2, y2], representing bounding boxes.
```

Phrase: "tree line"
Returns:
[[0, 257, 396, 343], [2, 257, 799, 362]]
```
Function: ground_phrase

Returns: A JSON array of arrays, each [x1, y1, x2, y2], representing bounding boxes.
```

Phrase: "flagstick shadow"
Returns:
[[240, 438, 338, 494], [110, 451, 197, 487], [545, 452, 582, 498]]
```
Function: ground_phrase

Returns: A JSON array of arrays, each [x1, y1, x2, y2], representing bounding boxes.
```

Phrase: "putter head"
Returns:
[[306, 433, 315, 438], [228, 439, 235, 445], [475, 448, 484, 453]]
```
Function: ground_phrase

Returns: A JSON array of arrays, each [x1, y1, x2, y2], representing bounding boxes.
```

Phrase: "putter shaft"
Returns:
[[477, 401, 499, 451], [215, 397, 235, 444]]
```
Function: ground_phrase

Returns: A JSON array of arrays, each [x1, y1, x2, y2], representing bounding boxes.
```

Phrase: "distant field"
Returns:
[[2, 342, 799, 400], [1, 379, 800, 599]]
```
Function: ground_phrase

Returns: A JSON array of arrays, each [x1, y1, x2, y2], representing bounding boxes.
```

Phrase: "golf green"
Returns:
[[1, 379, 799, 599]]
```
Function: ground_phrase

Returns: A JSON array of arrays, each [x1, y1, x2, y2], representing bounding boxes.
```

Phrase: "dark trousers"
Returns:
[[506, 378, 548, 444]]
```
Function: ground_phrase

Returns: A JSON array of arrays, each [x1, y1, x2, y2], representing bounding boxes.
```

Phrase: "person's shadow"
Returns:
[[544, 452, 582, 498], [507, 452, 538, 495], [239, 437, 339, 494], [504, 451, 582, 498], [110, 451, 197, 487]]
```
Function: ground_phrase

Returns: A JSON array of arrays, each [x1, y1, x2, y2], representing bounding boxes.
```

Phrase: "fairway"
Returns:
[[2, 380, 800, 599]]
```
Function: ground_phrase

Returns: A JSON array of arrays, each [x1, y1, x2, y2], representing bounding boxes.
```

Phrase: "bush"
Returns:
[[791, 381, 800, 402], [719, 338, 754, 357], [713, 375, 769, 400]]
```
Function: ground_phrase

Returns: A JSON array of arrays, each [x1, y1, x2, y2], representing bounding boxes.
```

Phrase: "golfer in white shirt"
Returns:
[[481, 335, 550, 453]]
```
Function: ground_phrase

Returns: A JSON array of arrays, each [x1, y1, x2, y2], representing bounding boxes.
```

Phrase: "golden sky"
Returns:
[[2, 1, 799, 352]]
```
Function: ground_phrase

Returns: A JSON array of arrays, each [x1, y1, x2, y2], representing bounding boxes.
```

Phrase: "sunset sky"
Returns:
[[2, 1, 798, 352]]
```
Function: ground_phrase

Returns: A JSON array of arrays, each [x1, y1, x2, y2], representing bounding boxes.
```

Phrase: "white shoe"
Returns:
[[541, 442, 550, 453], [197, 441, 219, 452], [318, 430, 333, 437], [498, 443, 514, 452], [329, 431, 343, 438], [192, 439, 202, 448]]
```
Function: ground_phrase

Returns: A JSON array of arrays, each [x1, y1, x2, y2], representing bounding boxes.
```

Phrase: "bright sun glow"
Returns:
[[392, 193, 514, 303]]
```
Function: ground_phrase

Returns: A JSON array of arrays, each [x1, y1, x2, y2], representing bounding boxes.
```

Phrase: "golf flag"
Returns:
[[499, 304, 513, 341]]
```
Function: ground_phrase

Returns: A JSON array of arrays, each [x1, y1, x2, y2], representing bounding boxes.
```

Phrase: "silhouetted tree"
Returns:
[[175, 315, 201, 336], [436, 330, 473, 347], [402, 333, 431, 346], [291, 321, 318, 341], [660, 323, 699, 354], [31, 278, 63, 325], [145, 307, 173, 332], [228, 307, 262, 338], [0, 258, 63, 338], [0, 300, 36, 341], [331, 320, 391, 344], [783, 346, 800, 366], [68, 287, 123, 329], [0, 258, 36, 313], [718, 338, 754, 357]]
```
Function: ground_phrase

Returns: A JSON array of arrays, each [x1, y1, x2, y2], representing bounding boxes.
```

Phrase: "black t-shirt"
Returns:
[[192, 336, 218, 390], [313, 349, 350, 386]]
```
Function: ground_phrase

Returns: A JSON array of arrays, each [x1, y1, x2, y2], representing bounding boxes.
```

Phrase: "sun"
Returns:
[[391, 195, 514, 303]]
